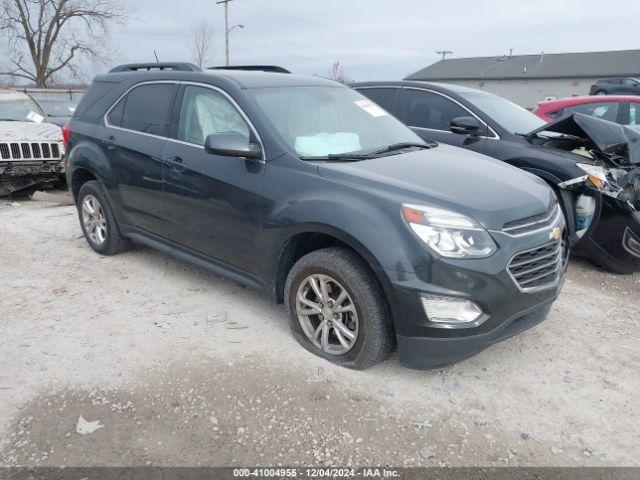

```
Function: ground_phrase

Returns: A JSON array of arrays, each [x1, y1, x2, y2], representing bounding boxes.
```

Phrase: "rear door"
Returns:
[[398, 88, 489, 153], [161, 83, 265, 274], [102, 82, 178, 234]]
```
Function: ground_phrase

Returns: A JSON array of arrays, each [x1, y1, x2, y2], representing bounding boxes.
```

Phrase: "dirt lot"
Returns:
[[0, 192, 639, 468]]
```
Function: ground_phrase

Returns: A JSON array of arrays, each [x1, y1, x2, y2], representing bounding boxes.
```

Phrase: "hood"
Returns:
[[0, 121, 63, 142], [529, 113, 640, 166], [318, 144, 554, 230]]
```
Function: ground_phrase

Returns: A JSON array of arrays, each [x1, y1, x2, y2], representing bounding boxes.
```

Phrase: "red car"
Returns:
[[533, 95, 640, 126]]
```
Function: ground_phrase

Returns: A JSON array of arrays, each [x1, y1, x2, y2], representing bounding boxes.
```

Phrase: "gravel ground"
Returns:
[[0, 192, 639, 467]]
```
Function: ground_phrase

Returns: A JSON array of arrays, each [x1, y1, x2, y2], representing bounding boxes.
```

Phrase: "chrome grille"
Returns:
[[0, 142, 62, 161], [503, 200, 560, 236], [508, 240, 566, 292]]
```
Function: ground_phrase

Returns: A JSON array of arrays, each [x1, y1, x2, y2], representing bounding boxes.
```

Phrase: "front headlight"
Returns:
[[402, 204, 497, 258], [576, 163, 607, 189]]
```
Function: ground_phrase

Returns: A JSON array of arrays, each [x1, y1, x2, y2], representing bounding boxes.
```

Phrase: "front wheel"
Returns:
[[284, 247, 393, 369], [595, 90, 607, 96]]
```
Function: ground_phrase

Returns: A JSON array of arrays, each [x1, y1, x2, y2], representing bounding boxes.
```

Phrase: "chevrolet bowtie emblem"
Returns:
[[549, 227, 562, 241]]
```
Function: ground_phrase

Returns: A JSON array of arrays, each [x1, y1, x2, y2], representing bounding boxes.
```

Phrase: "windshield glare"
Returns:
[[458, 90, 546, 135], [0, 94, 47, 122], [250, 86, 424, 158]]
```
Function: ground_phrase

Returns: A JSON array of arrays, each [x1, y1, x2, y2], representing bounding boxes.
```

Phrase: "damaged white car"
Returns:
[[0, 90, 66, 198]]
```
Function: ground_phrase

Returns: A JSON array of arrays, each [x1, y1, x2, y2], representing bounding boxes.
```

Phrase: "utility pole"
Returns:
[[217, 0, 233, 66], [436, 50, 453, 60]]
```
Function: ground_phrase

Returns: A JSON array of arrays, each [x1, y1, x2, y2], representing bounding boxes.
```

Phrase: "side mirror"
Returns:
[[450, 116, 483, 136], [204, 133, 262, 159]]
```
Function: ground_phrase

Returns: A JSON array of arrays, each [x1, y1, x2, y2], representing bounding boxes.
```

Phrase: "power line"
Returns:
[[116, 28, 393, 77], [236, 0, 428, 58]]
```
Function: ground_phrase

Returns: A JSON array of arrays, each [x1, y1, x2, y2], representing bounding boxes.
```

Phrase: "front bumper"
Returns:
[[576, 195, 640, 273], [0, 156, 67, 196], [397, 301, 553, 369], [379, 221, 567, 370]]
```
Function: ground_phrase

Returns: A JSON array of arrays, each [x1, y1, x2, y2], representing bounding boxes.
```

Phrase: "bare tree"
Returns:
[[327, 60, 353, 85], [191, 20, 214, 69], [0, 0, 128, 87]]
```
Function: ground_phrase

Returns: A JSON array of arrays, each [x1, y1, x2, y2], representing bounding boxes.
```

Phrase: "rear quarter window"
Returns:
[[108, 83, 177, 136], [74, 80, 121, 117]]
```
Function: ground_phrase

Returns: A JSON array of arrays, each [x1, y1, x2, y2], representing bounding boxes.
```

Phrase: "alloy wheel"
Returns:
[[81, 194, 107, 245], [295, 273, 359, 355]]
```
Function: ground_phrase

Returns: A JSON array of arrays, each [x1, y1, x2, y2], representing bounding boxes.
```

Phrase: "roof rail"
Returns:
[[208, 65, 291, 74], [109, 62, 202, 73]]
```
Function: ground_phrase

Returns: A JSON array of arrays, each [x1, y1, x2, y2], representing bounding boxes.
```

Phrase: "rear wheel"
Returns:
[[77, 180, 131, 255], [595, 90, 607, 96], [285, 247, 393, 369]]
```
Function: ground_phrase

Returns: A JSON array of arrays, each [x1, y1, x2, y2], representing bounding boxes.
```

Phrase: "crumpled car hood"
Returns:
[[529, 113, 640, 166], [0, 121, 63, 142]]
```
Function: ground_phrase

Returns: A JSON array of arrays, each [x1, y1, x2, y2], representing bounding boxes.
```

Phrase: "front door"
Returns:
[[162, 84, 266, 274], [101, 82, 178, 234]]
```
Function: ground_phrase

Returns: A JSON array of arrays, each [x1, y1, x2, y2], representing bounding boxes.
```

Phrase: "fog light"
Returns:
[[420, 294, 484, 328]]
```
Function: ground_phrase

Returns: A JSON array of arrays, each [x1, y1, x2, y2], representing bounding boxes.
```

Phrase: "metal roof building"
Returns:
[[405, 49, 640, 107]]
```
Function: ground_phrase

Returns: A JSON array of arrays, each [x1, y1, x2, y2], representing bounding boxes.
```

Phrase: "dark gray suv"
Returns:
[[65, 63, 567, 369]]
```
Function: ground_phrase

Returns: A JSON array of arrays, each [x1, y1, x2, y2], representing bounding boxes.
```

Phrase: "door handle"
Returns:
[[102, 136, 116, 149], [164, 156, 186, 172]]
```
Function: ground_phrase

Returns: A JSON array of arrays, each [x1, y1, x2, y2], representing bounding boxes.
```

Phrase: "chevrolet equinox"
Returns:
[[65, 63, 567, 369]]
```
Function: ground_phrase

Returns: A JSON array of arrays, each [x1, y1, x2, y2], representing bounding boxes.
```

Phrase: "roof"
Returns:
[[0, 89, 30, 100], [537, 95, 640, 106], [97, 69, 339, 89], [405, 49, 640, 81]]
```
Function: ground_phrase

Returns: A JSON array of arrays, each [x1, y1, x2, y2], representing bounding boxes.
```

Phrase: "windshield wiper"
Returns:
[[300, 142, 434, 162], [369, 142, 434, 155], [0, 118, 20, 122]]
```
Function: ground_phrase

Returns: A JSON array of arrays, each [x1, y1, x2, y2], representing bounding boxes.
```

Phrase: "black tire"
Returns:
[[284, 247, 393, 370], [595, 90, 607, 96], [77, 180, 131, 255]]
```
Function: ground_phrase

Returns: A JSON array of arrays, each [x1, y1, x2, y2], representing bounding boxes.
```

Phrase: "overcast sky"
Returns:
[[75, 0, 640, 81]]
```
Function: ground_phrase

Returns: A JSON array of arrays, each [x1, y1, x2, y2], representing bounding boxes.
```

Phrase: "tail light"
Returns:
[[62, 124, 71, 149]]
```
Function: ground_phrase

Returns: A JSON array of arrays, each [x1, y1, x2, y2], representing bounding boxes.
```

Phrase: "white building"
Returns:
[[405, 49, 640, 108]]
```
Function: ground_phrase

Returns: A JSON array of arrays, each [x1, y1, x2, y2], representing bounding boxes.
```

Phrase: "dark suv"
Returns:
[[66, 63, 567, 370], [590, 77, 640, 96]]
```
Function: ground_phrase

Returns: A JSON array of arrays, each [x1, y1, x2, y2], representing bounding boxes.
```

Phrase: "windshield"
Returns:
[[457, 89, 546, 135], [36, 99, 76, 117], [0, 93, 47, 122], [249, 86, 424, 158]]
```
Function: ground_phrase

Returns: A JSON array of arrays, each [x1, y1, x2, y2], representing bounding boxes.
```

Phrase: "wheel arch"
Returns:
[[272, 224, 398, 316]]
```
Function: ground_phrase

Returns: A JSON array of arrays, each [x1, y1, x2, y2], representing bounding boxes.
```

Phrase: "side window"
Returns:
[[546, 109, 564, 120], [401, 90, 469, 131], [177, 85, 250, 146], [110, 84, 177, 136], [630, 103, 640, 125], [357, 88, 400, 117], [564, 101, 620, 122], [107, 97, 125, 127]]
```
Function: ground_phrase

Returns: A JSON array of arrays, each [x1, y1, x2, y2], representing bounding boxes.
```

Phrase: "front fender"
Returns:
[[259, 160, 438, 293]]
